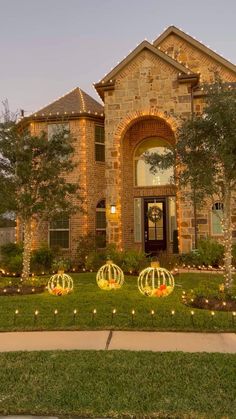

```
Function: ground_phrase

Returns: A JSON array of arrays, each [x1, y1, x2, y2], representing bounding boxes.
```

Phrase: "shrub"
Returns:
[[0, 243, 23, 274], [0, 242, 23, 258], [197, 237, 224, 267], [77, 234, 97, 268], [52, 257, 72, 272], [179, 238, 224, 267], [157, 251, 178, 270], [31, 245, 54, 273], [121, 249, 148, 273]]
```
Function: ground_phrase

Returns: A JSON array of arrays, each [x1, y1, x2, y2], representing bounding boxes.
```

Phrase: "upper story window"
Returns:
[[48, 123, 69, 140], [134, 137, 173, 187], [49, 217, 70, 249], [211, 202, 224, 235], [95, 125, 105, 162]]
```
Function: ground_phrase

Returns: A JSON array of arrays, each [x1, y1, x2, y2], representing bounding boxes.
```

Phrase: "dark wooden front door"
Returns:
[[144, 198, 167, 255]]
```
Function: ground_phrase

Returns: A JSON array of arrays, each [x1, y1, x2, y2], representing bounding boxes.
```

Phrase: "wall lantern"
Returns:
[[110, 204, 116, 214]]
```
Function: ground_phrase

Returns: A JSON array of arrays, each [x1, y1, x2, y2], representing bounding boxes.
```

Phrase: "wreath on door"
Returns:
[[147, 205, 163, 223]]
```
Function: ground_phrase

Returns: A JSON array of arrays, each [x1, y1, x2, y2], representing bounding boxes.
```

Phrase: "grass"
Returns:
[[0, 272, 235, 331], [0, 350, 235, 418]]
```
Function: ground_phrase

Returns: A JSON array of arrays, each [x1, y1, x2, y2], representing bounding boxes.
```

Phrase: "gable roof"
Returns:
[[30, 87, 104, 119], [94, 40, 195, 99], [153, 26, 236, 75]]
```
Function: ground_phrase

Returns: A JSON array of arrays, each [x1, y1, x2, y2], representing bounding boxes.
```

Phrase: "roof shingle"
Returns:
[[32, 87, 104, 117]]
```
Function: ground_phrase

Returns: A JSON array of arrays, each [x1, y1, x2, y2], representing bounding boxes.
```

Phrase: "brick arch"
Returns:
[[114, 111, 178, 148], [124, 117, 175, 151]]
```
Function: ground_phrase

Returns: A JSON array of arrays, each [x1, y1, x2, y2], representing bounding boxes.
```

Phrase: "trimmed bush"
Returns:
[[31, 245, 54, 273]]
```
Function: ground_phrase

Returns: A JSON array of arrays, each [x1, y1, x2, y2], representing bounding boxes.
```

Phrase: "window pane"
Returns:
[[212, 211, 223, 234], [49, 231, 69, 249], [135, 140, 173, 186], [96, 211, 106, 229], [95, 126, 105, 143], [95, 144, 105, 161], [134, 198, 141, 242]]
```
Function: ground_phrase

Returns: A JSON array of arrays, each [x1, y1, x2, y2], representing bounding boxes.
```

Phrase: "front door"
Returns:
[[144, 198, 167, 255]]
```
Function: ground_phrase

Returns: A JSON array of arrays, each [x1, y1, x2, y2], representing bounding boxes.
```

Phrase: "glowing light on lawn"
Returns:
[[138, 262, 174, 297], [96, 260, 124, 291]]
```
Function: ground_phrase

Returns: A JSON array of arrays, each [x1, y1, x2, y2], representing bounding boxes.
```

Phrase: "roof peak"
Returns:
[[153, 26, 236, 74], [29, 86, 104, 119]]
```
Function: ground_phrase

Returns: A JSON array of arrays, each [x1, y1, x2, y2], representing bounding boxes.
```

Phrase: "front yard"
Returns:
[[0, 350, 235, 418], [0, 272, 235, 332]]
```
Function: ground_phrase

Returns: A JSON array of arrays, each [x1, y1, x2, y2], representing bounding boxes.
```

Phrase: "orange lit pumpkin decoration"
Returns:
[[96, 260, 124, 291], [138, 261, 174, 297], [48, 271, 73, 296]]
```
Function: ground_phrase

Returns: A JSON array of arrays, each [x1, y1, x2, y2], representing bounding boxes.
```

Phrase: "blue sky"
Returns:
[[0, 0, 235, 114]]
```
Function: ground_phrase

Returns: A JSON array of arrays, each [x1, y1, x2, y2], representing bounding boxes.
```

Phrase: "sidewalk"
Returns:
[[0, 330, 236, 353]]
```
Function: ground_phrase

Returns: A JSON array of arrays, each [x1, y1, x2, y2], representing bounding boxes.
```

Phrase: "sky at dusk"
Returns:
[[0, 0, 236, 115]]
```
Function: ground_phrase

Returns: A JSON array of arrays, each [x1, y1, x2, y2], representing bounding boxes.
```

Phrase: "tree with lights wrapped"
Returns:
[[146, 81, 236, 288], [0, 114, 81, 280]]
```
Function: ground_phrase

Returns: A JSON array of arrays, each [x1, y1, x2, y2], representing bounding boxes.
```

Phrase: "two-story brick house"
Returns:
[[20, 26, 236, 256]]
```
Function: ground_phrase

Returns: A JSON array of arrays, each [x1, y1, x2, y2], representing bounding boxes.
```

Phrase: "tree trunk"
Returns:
[[21, 219, 32, 281], [223, 189, 233, 288]]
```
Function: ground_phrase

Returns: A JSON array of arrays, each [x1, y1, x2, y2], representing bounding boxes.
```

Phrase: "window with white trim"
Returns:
[[212, 202, 223, 235], [49, 218, 70, 249], [134, 137, 173, 186], [95, 125, 105, 162]]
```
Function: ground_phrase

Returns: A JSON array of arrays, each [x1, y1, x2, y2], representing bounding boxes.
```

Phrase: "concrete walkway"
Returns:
[[0, 330, 236, 353]]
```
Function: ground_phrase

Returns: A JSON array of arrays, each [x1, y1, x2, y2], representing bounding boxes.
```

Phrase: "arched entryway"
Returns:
[[120, 116, 177, 255]]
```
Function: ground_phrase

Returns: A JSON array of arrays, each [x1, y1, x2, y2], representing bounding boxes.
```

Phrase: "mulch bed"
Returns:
[[0, 285, 46, 296], [188, 296, 236, 311]]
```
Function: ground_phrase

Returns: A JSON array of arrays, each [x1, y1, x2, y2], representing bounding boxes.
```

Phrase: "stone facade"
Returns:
[[23, 26, 236, 255]]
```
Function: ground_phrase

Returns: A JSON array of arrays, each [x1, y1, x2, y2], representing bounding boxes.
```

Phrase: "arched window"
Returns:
[[134, 137, 173, 186], [211, 202, 223, 235], [96, 199, 106, 247]]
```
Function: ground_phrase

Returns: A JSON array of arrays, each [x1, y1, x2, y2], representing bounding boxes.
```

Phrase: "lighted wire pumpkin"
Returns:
[[96, 260, 124, 290], [48, 271, 73, 296], [138, 262, 174, 297]]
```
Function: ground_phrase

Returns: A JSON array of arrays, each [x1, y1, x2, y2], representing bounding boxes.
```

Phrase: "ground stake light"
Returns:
[[96, 260, 124, 290], [48, 271, 73, 296], [138, 261, 175, 297]]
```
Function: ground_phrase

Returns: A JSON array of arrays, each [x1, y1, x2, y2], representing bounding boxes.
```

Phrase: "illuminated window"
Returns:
[[134, 137, 173, 186], [95, 125, 105, 162], [49, 218, 70, 249], [96, 200, 106, 247], [211, 203, 223, 235]]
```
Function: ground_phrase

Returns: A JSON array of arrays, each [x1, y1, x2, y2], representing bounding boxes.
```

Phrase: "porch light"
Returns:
[[110, 204, 116, 214]]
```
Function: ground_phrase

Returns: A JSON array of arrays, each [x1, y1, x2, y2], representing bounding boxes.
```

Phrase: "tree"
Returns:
[[146, 81, 236, 287], [0, 119, 81, 280]]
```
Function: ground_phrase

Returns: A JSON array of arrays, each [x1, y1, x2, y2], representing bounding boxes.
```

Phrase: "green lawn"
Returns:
[[0, 350, 235, 418], [0, 272, 235, 331]]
